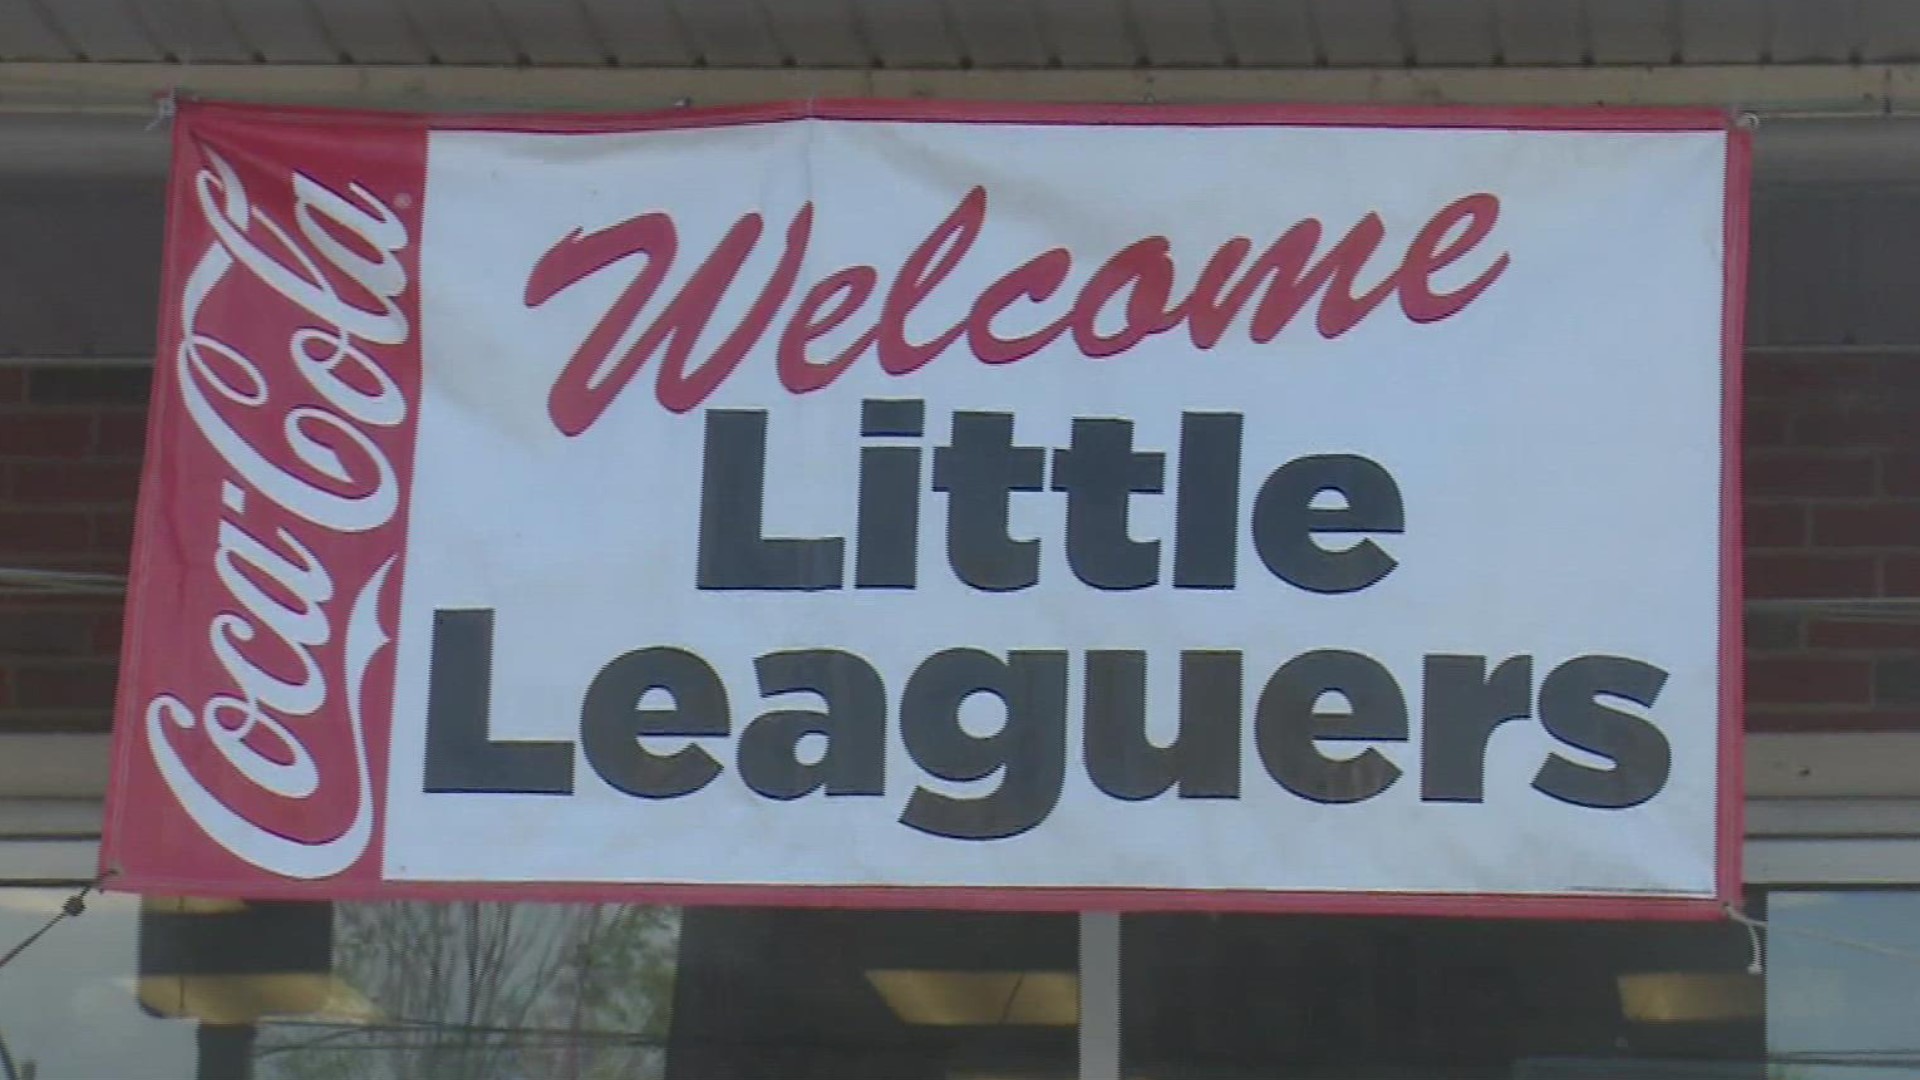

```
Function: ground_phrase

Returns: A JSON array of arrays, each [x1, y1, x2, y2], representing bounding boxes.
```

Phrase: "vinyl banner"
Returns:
[[103, 100, 1748, 915]]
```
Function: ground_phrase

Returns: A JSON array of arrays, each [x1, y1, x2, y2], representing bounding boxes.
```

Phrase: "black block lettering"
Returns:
[[698, 409, 844, 591], [423, 609, 574, 795], [931, 412, 1046, 592], [1251, 454, 1403, 594], [581, 647, 730, 799], [899, 649, 1068, 839], [738, 650, 886, 800], [1257, 649, 1407, 803], [1084, 650, 1240, 800], [1173, 412, 1243, 589], [856, 400, 924, 589], [1050, 419, 1164, 590], [1534, 655, 1672, 810], [1421, 655, 1533, 802], [859, 398, 926, 438]]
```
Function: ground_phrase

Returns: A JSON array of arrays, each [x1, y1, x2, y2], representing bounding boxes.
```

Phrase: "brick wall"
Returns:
[[1746, 350, 1920, 732], [2, 353, 1917, 735], [0, 365, 148, 734]]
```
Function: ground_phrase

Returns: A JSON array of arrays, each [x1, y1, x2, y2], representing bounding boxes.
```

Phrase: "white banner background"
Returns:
[[381, 118, 1730, 899]]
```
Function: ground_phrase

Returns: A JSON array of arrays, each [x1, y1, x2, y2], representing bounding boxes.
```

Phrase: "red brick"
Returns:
[[1745, 609, 1804, 650], [1743, 503, 1806, 548], [15, 551, 130, 574], [1746, 657, 1873, 707], [1746, 356, 1882, 399], [92, 611, 122, 655], [1746, 553, 1877, 599], [11, 662, 117, 709], [92, 511, 134, 557], [0, 609, 103, 656], [93, 409, 150, 458], [1748, 709, 1920, 734], [0, 594, 120, 612], [27, 367, 151, 406], [1743, 406, 1791, 448], [0, 541, 119, 569], [1811, 503, 1920, 547], [1879, 358, 1920, 402], [1809, 618, 1920, 650], [0, 510, 93, 556], [8, 460, 141, 504], [0, 412, 93, 458], [1886, 453, 1920, 496], [1883, 554, 1920, 596], [0, 710, 113, 734], [1875, 657, 1920, 704], [1793, 409, 1920, 448], [1744, 453, 1877, 498]]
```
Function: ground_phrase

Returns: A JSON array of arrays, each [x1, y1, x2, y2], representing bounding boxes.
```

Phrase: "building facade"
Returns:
[[2, 3, 1919, 1077]]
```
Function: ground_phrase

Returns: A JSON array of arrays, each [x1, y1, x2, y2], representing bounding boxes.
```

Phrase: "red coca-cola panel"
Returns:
[[101, 103, 426, 894]]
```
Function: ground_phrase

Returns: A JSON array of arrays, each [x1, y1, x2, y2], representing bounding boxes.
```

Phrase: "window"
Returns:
[[1121, 907, 1765, 1078], [1766, 890, 1920, 1079], [5, 888, 1918, 1078], [0, 893, 1079, 1079]]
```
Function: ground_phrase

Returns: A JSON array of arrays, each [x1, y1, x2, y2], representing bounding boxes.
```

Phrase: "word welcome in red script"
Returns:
[[523, 186, 1511, 434]]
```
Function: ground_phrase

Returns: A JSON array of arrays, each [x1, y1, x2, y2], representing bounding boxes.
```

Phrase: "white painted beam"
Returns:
[[1745, 838, 1920, 884], [7, 733, 1920, 804], [10, 734, 1920, 888], [1747, 734, 1920, 799], [0, 735, 111, 799], [1748, 798, 1920, 837], [0, 798, 103, 836], [5, 834, 1912, 886], [2, 796, 1899, 841], [1078, 912, 1120, 1080], [0, 838, 100, 881]]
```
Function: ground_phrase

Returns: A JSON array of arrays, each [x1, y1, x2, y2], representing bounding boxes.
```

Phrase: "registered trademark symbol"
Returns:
[[395, 193, 415, 210]]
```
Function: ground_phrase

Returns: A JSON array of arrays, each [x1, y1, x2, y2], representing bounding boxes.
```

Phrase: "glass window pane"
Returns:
[[252, 901, 681, 1079], [0, 889, 196, 1078], [1122, 911, 1764, 1078], [0, 891, 1078, 1079], [665, 908, 1078, 1079], [1766, 889, 1920, 1080]]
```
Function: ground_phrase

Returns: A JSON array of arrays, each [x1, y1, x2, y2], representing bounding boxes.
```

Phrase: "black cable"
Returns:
[[0, 1030, 20, 1080], [0, 870, 114, 974], [997, 971, 1028, 1025]]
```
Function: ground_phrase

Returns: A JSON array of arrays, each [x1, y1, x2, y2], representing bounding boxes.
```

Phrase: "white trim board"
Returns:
[[9, 734, 1920, 889], [0, 734, 110, 799], [0, 838, 99, 883], [7, 732, 1920, 800], [1747, 838, 1920, 885], [4, 835, 1912, 887], [1747, 733, 1920, 798]]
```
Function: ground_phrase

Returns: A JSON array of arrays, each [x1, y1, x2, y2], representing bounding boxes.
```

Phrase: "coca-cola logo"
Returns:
[[143, 146, 412, 879]]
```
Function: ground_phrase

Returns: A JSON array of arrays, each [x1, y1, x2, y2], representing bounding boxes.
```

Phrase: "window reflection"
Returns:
[[15, 886, 1918, 1079], [0, 892, 1076, 1079], [251, 902, 679, 1079], [664, 908, 1078, 1079], [1766, 890, 1920, 1080], [1122, 910, 1767, 1078], [0, 889, 196, 1079]]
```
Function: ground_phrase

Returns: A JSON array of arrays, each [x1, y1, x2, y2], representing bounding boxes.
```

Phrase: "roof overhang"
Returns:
[[4, 62, 1920, 183]]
